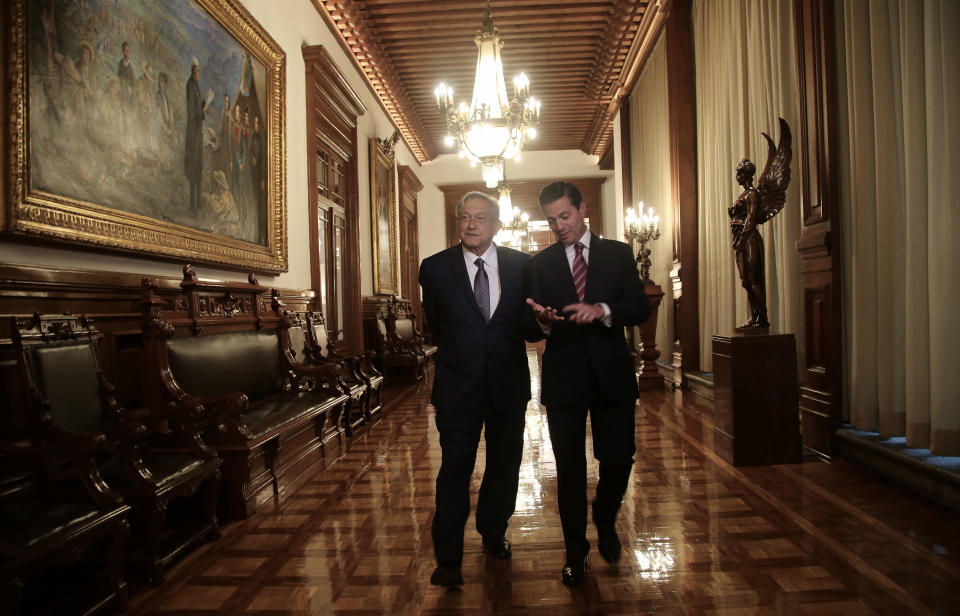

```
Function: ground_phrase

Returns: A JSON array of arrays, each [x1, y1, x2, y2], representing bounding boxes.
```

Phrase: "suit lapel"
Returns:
[[489, 246, 514, 323], [552, 241, 578, 303]]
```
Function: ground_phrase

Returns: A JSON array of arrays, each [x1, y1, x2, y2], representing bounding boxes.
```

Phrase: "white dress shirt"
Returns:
[[464, 243, 501, 318]]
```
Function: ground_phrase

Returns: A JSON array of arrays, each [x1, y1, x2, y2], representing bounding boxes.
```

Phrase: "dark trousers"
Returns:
[[432, 398, 526, 567], [546, 372, 636, 561]]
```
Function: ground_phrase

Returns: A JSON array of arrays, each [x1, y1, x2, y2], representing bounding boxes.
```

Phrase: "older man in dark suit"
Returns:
[[524, 181, 650, 586], [419, 191, 532, 588]]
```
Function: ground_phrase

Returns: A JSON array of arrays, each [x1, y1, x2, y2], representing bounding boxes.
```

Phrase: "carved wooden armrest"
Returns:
[[289, 359, 345, 391], [0, 433, 122, 508], [29, 404, 109, 457], [181, 392, 250, 440], [352, 351, 381, 380], [104, 417, 150, 456], [147, 402, 218, 461]]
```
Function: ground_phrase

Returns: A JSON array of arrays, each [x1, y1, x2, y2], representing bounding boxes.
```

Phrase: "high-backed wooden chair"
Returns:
[[372, 299, 431, 382], [282, 311, 366, 435], [2, 314, 131, 614], [10, 314, 221, 586], [306, 312, 384, 422]]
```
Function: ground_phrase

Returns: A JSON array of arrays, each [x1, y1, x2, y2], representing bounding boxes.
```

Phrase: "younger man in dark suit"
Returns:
[[524, 181, 650, 585], [419, 192, 532, 587]]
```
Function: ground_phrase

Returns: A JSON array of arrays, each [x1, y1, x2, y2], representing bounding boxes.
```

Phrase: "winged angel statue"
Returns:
[[728, 118, 792, 329]]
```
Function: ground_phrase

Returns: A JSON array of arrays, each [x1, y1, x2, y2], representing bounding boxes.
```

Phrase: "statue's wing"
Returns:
[[756, 117, 792, 223]]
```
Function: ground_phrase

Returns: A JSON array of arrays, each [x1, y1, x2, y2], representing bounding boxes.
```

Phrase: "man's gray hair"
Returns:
[[455, 191, 500, 220]]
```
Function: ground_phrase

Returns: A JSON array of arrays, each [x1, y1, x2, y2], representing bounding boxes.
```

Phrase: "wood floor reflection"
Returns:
[[129, 354, 960, 615]]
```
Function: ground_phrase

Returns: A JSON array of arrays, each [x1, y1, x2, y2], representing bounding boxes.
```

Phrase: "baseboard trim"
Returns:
[[837, 428, 960, 513]]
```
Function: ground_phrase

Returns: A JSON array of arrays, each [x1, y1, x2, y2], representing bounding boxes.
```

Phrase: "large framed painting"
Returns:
[[4, 0, 288, 272], [370, 136, 398, 295]]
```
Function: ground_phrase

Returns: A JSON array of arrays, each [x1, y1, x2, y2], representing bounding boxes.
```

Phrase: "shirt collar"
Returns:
[[566, 229, 592, 254], [462, 243, 498, 268]]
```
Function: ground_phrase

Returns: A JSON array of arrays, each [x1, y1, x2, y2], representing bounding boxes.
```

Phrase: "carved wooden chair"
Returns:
[[373, 300, 429, 382], [2, 314, 131, 614], [10, 314, 221, 586], [281, 312, 375, 435], [306, 311, 384, 422]]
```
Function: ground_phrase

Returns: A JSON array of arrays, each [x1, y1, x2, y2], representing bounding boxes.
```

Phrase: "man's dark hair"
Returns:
[[538, 181, 582, 208]]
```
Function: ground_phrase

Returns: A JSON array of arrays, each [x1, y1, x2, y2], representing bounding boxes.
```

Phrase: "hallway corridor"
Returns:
[[129, 354, 960, 615]]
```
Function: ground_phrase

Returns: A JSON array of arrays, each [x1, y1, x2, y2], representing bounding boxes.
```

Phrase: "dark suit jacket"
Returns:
[[419, 244, 532, 413], [523, 235, 650, 408]]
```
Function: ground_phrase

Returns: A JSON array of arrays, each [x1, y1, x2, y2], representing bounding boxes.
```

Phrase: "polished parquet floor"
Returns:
[[129, 352, 960, 615]]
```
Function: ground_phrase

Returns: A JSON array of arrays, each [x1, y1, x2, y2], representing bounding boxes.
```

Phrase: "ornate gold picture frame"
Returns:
[[4, 0, 288, 273], [370, 135, 398, 295]]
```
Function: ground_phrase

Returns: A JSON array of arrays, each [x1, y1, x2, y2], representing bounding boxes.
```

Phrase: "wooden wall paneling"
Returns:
[[398, 165, 424, 330], [793, 0, 843, 458], [598, 142, 615, 171], [618, 100, 641, 361], [665, 0, 700, 382], [303, 45, 367, 356], [619, 102, 633, 216]]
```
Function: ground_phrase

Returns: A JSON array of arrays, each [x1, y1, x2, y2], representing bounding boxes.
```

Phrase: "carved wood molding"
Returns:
[[303, 44, 365, 355], [311, 0, 431, 162], [584, 0, 671, 155], [665, 0, 699, 375], [398, 165, 424, 205], [308, 0, 669, 160], [793, 0, 843, 458]]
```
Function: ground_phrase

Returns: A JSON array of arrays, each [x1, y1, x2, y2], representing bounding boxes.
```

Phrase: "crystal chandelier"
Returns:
[[494, 174, 528, 248], [434, 2, 541, 188]]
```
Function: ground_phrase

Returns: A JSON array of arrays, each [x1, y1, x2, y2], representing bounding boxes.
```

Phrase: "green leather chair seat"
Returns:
[[100, 453, 204, 492], [243, 391, 342, 440], [0, 500, 101, 559]]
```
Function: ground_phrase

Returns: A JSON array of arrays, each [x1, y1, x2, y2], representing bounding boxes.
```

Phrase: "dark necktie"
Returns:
[[474, 257, 490, 321], [572, 242, 587, 302]]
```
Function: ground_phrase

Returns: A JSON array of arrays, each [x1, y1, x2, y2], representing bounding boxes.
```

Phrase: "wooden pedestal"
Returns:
[[637, 284, 664, 390], [712, 332, 801, 466]]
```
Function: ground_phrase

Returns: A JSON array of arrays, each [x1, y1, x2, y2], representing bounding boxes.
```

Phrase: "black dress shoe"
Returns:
[[430, 564, 463, 587], [595, 522, 621, 563], [560, 557, 587, 586], [482, 536, 512, 559], [593, 502, 622, 564]]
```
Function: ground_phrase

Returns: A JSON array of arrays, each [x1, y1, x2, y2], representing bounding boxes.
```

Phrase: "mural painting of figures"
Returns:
[[184, 57, 207, 211], [27, 0, 270, 245]]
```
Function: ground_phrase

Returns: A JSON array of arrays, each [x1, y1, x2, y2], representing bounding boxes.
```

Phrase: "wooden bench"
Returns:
[[2, 314, 131, 614], [141, 268, 350, 520]]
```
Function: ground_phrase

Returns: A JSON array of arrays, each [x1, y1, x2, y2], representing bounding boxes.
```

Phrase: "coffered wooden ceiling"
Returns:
[[312, 0, 670, 163]]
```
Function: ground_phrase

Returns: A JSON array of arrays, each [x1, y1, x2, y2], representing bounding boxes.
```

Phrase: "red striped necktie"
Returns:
[[572, 241, 586, 302]]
